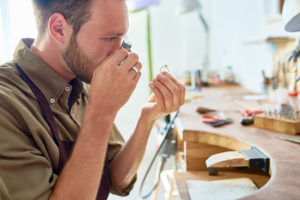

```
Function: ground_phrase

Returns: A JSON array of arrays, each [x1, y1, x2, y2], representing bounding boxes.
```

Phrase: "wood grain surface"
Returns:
[[175, 85, 300, 200], [174, 170, 269, 200], [254, 114, 300, 135]]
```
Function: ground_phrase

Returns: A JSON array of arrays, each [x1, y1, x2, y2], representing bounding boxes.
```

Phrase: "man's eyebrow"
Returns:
[[102, 32, 125, 36]]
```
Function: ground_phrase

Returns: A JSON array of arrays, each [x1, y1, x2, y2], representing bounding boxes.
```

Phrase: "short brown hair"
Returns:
[[32, 0, 93, 35]]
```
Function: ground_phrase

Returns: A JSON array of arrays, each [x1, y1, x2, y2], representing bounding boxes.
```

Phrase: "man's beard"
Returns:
[[63, 34, 94, 83]]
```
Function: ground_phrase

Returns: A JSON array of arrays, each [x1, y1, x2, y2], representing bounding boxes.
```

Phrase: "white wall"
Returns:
[[208, 0, 299, 93], [115, 10, 152, 138], [0, 0, 37, 63], [146, 0, 300, 93], [150, 0, 208, 76]]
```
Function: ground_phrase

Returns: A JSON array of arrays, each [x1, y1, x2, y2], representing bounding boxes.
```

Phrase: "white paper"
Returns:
[[187, 178, 258, 200], [243, 95, 267, 101]]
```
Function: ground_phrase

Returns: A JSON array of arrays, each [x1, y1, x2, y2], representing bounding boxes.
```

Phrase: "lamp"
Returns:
[[282, 0, 300, 32], [176, 0, 210, 84], [176, 0, 201, 14]]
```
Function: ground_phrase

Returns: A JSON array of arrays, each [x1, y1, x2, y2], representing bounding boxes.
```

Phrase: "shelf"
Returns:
[[243, 36, 295, 45]]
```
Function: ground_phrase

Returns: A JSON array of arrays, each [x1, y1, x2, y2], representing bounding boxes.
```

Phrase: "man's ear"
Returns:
[[48, 13, 72, 45]]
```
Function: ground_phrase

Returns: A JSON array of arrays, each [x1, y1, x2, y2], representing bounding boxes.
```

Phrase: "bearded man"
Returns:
[[0, 0, 185, 199]]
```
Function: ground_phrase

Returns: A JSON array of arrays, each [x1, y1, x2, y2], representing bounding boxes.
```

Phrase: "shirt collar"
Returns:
[[13, 38, 83, 103]]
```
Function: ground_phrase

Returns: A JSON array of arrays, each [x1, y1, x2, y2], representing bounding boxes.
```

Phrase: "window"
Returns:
[[0, 0, 37, 63]]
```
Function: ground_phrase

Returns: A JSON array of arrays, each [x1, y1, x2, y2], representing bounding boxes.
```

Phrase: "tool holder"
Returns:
[[241, 147, 270, 173], [206, 146, 270, 174]]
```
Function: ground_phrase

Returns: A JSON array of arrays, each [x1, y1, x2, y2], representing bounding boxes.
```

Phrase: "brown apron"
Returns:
[[15, 63, 110, 200]]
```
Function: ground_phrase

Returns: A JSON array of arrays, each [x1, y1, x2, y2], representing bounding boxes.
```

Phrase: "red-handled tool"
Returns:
[[241, 110, 264, 117], [202, 115, 219, 123], [240, 110, 264, 126], [202, 114, 233, 127]]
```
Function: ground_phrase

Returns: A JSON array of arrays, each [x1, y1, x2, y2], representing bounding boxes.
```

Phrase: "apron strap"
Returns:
[[15, 62, 111, 199], [15, 63, 62, 147]]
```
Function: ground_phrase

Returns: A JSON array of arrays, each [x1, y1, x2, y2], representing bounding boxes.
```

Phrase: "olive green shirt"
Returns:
[[0, 39, 135, 200]]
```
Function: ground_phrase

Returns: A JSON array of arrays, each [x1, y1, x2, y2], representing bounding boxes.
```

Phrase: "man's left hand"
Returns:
[[142, 72, 185, 122]]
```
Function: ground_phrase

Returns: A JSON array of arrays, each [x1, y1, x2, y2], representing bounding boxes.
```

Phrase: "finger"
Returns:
[[134, 71, 141, 82], [128, 61, 142, 79], [109, 49, 129, 65], [180, 85, 185, 105], [149, 83, 164, 109], [134, 61, 142, 71], [128, 72, 141, 93], [156, 74, 180, 109], [122, 53, 139, 71], [148, 93, 156, 103], [163, 72, 185, 105], [152, 79, 173, 111], [128, 67, 138, 79]]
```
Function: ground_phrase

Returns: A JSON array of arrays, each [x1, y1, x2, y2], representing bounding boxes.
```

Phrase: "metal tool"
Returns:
[[242, 110, 264, 117], [196, 107, 216, 114], [240, 110, 264, 126], [241, 146, 270, 173], [202, 114, 233, 127], [208, 119, 233, 127], [120, 40, 132, 64], [121, 40, 132, 52], [202, 114, 219, 123], [240, 117, 254, 126], [277, 135, 300, 144], [263, 104, 300, 121]]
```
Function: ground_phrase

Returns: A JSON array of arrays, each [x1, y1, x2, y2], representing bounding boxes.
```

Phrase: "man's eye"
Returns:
[[105, 37, 116, 41]]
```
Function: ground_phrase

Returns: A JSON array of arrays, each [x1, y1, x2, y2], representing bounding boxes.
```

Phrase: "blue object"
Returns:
[[128, 0, 160, 11]]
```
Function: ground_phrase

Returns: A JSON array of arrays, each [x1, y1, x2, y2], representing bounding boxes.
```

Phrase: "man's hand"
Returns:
[[89, 49, 142, 117], [109, 72, 184, 190], [142, 72, 185, 121]]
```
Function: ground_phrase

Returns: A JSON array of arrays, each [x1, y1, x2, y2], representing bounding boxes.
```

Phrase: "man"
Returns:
[[0, 0, 185, 199]]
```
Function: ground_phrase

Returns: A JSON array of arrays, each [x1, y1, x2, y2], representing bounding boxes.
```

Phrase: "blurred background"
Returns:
[[1, 0, 300, 199]]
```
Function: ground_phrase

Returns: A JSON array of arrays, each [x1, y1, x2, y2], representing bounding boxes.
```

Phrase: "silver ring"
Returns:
[[132, 66, 139, 74], [160, 64, 169, 72]]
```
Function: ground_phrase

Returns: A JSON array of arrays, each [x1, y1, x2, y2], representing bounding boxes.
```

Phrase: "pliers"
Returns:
[[202, 115, 219, 123], [240, 110, 264, 126], [202, 114, 233, 127]]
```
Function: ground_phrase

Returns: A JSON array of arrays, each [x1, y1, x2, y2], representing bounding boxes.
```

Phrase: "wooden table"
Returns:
[[174, 170, 269, 200], [174, 86, 300, 200]]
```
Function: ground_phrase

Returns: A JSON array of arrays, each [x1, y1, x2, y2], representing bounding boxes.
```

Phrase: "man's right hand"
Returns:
[[88, 49, 142, 117]]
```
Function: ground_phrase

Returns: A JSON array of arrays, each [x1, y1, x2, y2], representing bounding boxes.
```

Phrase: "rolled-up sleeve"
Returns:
[[107, 124, 137, 196]]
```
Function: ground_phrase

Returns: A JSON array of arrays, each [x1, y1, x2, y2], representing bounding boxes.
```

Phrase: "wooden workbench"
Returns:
[[174, 86, 300, 200]]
